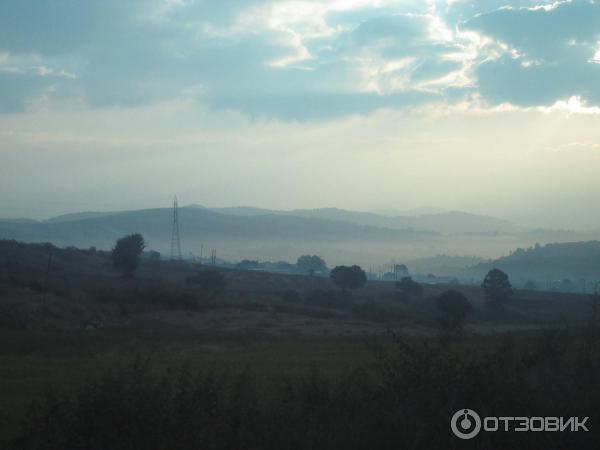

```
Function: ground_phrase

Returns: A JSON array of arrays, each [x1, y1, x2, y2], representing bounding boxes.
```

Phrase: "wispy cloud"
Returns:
[[545, 141, 600, 153]]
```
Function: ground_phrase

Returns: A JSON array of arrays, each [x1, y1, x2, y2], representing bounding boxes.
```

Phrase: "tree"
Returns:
[[330, 265, 367, 292], [296, 255, 327, 276], [436, 290, 472, 333], [394, 264, 409, 278], [236, 259, 260, 270], [395, 276, 423, 296], [482, 268, 513, 305], [112, 234, 145, 278]]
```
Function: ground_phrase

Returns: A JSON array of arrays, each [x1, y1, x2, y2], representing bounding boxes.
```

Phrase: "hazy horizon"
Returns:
[[1, 200, 598, 232], [2, 1, 600, 230]]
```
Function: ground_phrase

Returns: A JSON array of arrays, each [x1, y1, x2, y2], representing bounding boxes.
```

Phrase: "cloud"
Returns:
[[545, 141, 600, 152], [464, 0, 600, 107], [1, 0, 599, 118], [0, 1, 449, 118], [539, 95, 600, 114]]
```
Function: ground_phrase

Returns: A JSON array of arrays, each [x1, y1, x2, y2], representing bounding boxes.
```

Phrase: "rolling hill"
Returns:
[[466, 241, 600, 290], [1, 206, 598, 267], [204, 206, 526, 234], [0, 207, 438, 259]]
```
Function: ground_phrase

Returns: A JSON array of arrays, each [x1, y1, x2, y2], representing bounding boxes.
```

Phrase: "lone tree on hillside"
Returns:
[[436, 290, 472, 334], [482, 268, 513, 305], [112, 234, 145, 278], [330, 265, 367, 293], [296, 255, 327, 276]]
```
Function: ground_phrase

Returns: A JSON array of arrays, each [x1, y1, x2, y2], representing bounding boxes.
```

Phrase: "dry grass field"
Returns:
[[1, 240, 598, 448]]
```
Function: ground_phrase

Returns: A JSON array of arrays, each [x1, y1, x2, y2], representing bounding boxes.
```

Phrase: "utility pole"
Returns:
[[170, 196, 182, 260]]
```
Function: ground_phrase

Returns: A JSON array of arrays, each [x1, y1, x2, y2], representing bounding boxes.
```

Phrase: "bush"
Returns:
[[395, 277, 423, 296], [436, 290, 472, 334], [186, 270, 227, 291]]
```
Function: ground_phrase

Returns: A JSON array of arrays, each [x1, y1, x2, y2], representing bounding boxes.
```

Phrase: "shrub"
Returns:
[[436, 290, 472, 334], [395, 277, 423, 296]]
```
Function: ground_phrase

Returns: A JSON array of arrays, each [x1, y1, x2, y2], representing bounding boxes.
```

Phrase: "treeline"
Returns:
[[471, 241, 600, 290]]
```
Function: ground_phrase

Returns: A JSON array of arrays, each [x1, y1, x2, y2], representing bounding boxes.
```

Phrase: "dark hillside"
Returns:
[[468, 241, 600, 288]]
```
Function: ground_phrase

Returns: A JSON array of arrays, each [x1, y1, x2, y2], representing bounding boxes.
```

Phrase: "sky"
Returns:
[[1, 0, 600, 229]]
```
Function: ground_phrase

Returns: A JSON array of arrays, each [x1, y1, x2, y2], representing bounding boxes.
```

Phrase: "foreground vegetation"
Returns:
[[1, 239, 598, 448], [9, 330, 600, 450]]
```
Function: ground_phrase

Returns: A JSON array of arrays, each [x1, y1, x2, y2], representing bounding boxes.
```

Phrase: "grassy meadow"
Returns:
[[1, 239, 599, 449]]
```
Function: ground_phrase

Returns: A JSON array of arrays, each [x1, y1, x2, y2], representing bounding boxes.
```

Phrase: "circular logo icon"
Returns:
[[451, 409, 481, 440]]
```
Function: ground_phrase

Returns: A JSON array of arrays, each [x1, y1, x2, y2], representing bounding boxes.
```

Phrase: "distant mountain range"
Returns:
[[35, 204, 528, 236], [191, 205, 525, 234], [1, 205, 598, 267], [44, 211, 116, 223], [0, 206, 436, 252]]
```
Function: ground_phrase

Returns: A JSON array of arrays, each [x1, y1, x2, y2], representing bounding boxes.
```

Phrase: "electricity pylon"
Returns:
[[170, 196, 182, 260]]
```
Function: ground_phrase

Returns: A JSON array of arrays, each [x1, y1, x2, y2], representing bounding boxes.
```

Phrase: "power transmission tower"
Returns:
[[211, 249, 216, 265], [170, 196, 182, 260]]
